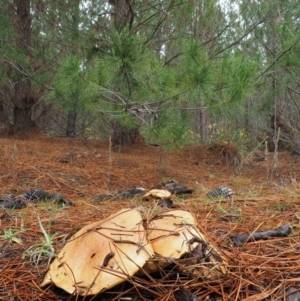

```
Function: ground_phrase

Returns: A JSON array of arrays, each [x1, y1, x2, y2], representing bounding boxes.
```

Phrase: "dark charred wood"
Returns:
[[172, 187, 192, 193], [93, 188, 146, 203], [0, 189, 74, 209], [23, 189, 51, 201], [0, 197, 27, 209], [119, 188, 146, 199], [152, 181, 194, 195], [231, 224, 293, 247]]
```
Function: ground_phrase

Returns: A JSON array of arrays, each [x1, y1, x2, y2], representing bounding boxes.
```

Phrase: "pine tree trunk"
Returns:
[[65, 0, 80, 138], [0, 101, 13, 134], [244, 100, 250, 132], [13, 82, 35, 131], [111, 122, 139, 147], [111, 0, 133, 31], [199, 105, 207, 144], [66, 109, 77, 137], [12, 0, 36, 132]]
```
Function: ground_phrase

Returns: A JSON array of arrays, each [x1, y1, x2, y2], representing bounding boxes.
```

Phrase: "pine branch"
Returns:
[[257, 36, 300, 79], [214, 6, 278, 56]]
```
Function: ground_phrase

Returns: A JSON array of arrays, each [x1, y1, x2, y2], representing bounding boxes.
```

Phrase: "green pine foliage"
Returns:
[[90, 27, 184, 140], [2, 0, 300, 148], [47, 54, 98, 114], [179, 39, 215, 101], [94, 27, 163, 99], [208, 53, 258, 118], [143, 108, 192, 149]]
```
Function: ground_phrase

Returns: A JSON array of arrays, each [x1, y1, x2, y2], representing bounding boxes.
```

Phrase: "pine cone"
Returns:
[[207, 186, 233, 198]]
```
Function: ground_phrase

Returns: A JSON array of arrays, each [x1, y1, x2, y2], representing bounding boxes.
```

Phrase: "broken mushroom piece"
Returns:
[[144, 209, 228, 279], [142, 189, 173, 208], [142, 189, 172, 200], [40, 209, 154, 296]]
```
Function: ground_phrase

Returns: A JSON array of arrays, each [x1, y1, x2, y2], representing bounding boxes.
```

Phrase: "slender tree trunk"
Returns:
[[244, 100, 250, 132], [111, 122, 139, 146], [268, 9, 280, 179], [0, 100, 13, 134], [13, 0, 36, 132], [111, 0, 133, 31], [65, 0, 80, 137], [199, 100, 206, 144], [66, 109, 77, 138]]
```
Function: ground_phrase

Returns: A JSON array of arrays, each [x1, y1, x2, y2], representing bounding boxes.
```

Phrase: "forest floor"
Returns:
[[1, 133, 300, 301]]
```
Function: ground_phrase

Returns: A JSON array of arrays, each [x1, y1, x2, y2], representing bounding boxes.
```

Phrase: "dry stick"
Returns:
[[264, 139, 269, 160]]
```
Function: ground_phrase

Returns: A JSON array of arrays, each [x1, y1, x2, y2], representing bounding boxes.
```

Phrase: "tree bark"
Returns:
[[65, 0, 80, 138], [199, 101, 207, 144], [13, 83, 35, 131], [111, 0, 134, 32], [66, 109, 77, 138], [111, 123, 139, 147], [12, 0, 36, 132]]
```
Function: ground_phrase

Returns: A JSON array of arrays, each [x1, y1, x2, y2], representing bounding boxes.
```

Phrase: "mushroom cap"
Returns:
[[144, 209, 227, 278], [146, 210, 201, 260], [40, 209, 154, 295], [142, 189, 171, 200]]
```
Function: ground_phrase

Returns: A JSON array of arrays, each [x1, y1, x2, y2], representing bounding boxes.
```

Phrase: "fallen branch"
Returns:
[[231, 224, 293, 247]]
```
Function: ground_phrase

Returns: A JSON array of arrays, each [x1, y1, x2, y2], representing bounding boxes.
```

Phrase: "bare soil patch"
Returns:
[[1, 134, 300, 300]]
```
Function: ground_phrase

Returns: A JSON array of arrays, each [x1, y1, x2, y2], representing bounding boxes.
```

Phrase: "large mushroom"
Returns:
[[144, 209, 228, 278], [40, 209, 154, 296], [41, 208, 227, 297]]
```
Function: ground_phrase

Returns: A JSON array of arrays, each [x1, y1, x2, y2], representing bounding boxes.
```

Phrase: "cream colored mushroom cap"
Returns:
[[142, 189, 171, 200], [40, 209, 154, 295], [144, 209, 228, 278], [146, 210, 201, 259]]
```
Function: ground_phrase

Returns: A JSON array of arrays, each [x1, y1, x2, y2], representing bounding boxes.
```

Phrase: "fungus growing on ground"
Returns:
[[41, 209, 228, 296], [144, 209, 228, 278], [40, 209, 153, 295]]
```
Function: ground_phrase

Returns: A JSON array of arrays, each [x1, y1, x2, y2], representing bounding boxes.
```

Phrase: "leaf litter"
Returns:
[[0, 134, 300, 300]]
